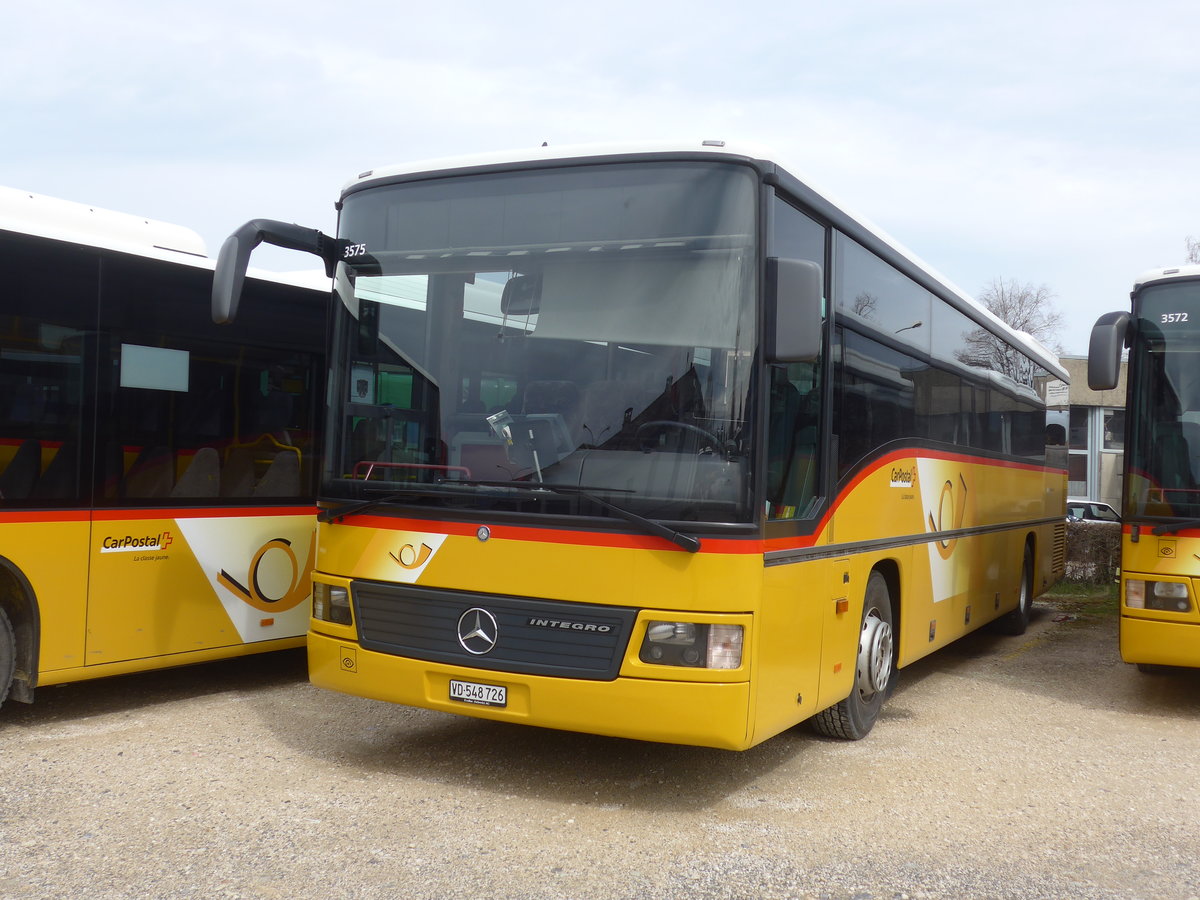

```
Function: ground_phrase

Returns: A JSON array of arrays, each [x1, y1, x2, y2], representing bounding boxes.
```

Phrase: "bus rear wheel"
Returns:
[[993, 545, 1034, 636], [0, 606, 14, 708], [811, 571, 894, 740]]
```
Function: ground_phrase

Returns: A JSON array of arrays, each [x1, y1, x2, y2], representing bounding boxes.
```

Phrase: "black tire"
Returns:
[[811, 570, 895, 740], [993, 545, 1034, 636], [0, 606, 14, 709]]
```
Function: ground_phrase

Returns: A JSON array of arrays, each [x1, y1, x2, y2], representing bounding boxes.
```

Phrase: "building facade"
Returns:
[[1053, 355, 1127, 509]]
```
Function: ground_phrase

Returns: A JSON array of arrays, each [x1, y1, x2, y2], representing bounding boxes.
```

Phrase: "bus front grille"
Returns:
[[352, 581, 638, 680]]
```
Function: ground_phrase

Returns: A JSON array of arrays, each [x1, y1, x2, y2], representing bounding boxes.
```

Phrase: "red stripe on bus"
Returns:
[[328, 450, 1060, 555], [94, 505, 317, 521], [0, 509, 92, 524], [337, 513, 766, 554]]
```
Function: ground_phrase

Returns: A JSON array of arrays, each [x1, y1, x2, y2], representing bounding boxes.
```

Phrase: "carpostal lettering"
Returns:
[[100, 532, 173, 553], [527, 617, 612, 633], [889, 467, 915, 488]]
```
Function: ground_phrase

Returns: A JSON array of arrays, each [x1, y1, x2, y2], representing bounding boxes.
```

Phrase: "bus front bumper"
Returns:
[[308, 631, 755, 750], [1121, 615, 1200, 667]]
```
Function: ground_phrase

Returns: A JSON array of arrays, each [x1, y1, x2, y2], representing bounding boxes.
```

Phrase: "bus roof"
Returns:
[[0, 185, 328, 293], [0, 185, 209, 261], [344, 140, 1067, 383], [1134, 263, 1200, 293]]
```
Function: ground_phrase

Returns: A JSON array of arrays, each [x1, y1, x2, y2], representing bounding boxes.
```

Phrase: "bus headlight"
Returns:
[[313, 582, 353, 625], [1125, 579, 1191, 613], [639, 621, 743, 669]]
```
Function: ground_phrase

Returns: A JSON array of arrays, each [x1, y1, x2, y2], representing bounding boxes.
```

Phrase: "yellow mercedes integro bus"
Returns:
[[0, 187, 325, 709], [1090, 264, 1200, 670], [215, 141, 1067, 749]]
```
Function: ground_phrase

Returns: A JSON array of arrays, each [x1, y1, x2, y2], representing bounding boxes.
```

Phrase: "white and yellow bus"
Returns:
[[0, 186, 326, 708], [1090, 264, 1200, 669], [215, 141, 1067, 749]]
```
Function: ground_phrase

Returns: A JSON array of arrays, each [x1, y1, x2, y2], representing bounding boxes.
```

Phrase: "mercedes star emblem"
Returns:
[[457, 607, 499, 655]]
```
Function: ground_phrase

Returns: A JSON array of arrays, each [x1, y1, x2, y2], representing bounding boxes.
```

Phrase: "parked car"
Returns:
[[1066, 498, 1121, 523]]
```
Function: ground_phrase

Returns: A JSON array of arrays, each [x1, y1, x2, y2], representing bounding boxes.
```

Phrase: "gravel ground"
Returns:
[[3, 594, 1200, 900]]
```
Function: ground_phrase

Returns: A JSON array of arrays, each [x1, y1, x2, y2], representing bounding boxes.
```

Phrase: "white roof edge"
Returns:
[[346, 139, 1067, 381], [343, 139, 774, 194], [0, 185, 209, 261], [1134, 263, 1200, 291], [0, 185, 328, 293]]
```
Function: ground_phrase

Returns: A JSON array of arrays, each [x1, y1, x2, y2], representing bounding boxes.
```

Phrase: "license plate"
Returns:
[[449, 679, 507, 708]]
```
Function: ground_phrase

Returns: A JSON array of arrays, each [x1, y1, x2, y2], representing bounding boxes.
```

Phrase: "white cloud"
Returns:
[[4, 0, 1198, 351]]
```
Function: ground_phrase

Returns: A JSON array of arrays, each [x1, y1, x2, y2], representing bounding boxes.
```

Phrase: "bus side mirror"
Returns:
[[766, 258, 823, 363], [212, 219, 337, 323], [1087, 310, 1130, 391]]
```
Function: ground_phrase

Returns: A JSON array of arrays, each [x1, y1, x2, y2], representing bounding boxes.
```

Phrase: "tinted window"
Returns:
[[835, 234, 931, 355], [0, 233, 94, 505], [95, 257, 323, 504], [766, 196, 826, 520]]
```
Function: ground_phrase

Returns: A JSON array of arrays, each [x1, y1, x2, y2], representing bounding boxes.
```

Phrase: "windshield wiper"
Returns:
[[453, 479, 702, 553], [318, 486, 466, 523], [1151, 517, 1200, 535], [318, 480, 703, 552]]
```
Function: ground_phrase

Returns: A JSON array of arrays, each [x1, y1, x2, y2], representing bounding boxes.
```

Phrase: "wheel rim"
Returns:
[[856, 609, 893, 698]]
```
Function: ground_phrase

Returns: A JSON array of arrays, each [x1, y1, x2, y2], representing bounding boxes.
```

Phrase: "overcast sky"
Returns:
[[5, 0, 1197, 355]]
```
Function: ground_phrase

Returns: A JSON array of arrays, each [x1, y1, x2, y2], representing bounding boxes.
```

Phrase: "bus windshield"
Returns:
[[325, 162, 760, 524], [1126, 280, 1200, 521]]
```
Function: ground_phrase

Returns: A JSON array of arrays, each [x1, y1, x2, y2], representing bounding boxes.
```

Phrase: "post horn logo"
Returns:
[[391, 542, 434, 569], [217, 533, 316, 613], [929, 473, 968, 559]]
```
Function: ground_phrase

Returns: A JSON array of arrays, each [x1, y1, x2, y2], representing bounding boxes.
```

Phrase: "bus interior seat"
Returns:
[[253, 450, 301, 497], [171, 447, 220, 497], [350, 418, 385, 464], [1154, 426, 1195, 490], [0, 438, 41, 500], [220, 447, 258, 497], [579, 381, 638, 447], [449, 432, 508, 480], [124, 446, 175, 498], [522, 380, 582, 443]]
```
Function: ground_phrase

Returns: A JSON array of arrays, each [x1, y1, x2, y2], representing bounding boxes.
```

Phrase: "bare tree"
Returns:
[[956, 278, 1063, 386], [1186, 236, 1200, 265], [852, 291, 878, 319]]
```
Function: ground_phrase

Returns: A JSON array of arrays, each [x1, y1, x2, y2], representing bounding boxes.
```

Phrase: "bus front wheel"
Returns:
[[811, 571, 894, 740], [0, 606, 14, 708]]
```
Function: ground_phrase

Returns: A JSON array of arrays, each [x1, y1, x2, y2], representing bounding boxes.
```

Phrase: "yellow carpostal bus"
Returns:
[[1090, 264, 1200, 670], [215, 141, 1067, 748], [0, 187, 325, 708]]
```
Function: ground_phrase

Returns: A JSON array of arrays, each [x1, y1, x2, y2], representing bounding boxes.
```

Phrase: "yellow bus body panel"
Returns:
[[0, 515, 91, 671], [312, 450, 1064, 749], [84, 510, 315, 667], [2, 508, 315, 688]]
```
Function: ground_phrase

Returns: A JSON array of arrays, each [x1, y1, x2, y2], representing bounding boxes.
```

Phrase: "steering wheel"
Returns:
[[635, 420, 725, 456]]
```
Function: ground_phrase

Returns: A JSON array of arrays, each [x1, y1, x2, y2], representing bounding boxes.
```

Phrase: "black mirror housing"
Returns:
[[212, 219, 337, 324], [1087, 310, 1130, 391], [766, 258, 823, 363]]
